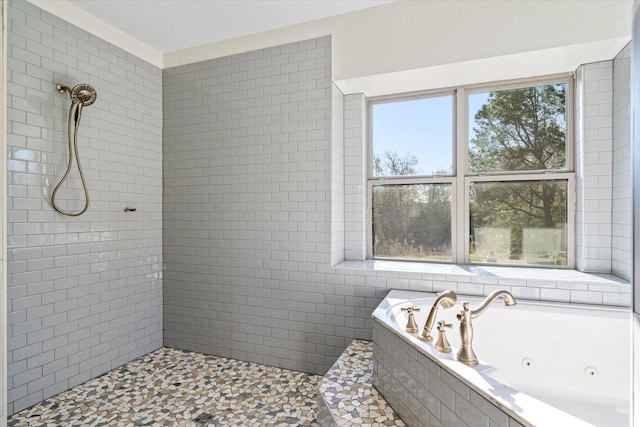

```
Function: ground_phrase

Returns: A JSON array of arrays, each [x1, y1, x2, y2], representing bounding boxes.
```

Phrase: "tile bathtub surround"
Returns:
[[372, 321, 526, 427], [6, 0, 163, 415], [8, 347, 321, 426]]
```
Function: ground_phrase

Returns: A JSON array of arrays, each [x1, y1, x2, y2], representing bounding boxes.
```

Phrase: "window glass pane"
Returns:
[[372, 95, 453, 177], [469, 180, 568, 266], [468, 84, 567, 173], [372, 184, 452, 261]]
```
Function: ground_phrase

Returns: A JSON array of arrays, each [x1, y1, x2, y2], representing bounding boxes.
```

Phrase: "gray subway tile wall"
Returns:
[[6, 0, 163, 415], [162, 37, 398, 375], [163, 36, 352, 374]]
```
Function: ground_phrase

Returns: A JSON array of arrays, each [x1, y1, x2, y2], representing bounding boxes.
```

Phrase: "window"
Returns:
[[372, 183, 452, 261], [371, 95, 454, 177], [368, 77, 574, 267]]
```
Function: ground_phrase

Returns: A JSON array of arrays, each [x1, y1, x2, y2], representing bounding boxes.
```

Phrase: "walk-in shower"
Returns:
[[52, 82, 97, 216]]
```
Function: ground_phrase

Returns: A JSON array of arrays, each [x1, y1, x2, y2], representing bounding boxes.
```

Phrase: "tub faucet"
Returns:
[[401, 306, 420, 333], [456, 290, 516, 367], [419, 290, 457, 341]]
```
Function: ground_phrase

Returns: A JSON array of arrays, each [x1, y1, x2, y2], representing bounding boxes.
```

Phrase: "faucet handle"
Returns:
[[437, 320, 453, 331], [457, 301, 470, 320], [401, 306, 420, 333], [435, 321, 453, 353]]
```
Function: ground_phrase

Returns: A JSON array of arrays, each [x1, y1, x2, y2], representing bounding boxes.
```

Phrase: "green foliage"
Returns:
[[373, 183, 451, 260], [469, 84, 568, 263], [371, 151, 451, 260], [470, 181, 567, 261], [469, 84, 566, 173]]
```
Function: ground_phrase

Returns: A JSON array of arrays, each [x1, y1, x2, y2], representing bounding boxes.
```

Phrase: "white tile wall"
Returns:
[[1, 0, 6, 421], [336, 63, 630, 306], [331, 84, 344, 265], [575, 61, 614, 273], [612, 44, 632, 280], [6, 0, 163, 415], [343, 94, 366, 261], [575, 68, 585, 272]]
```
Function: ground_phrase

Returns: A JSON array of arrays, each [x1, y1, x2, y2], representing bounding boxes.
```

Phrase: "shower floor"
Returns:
[[8, 347, 321, 426]]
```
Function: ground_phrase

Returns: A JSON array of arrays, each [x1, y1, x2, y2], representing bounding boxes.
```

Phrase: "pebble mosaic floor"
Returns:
[[317, 340, 405, 427], [8, 347, 322, 427]]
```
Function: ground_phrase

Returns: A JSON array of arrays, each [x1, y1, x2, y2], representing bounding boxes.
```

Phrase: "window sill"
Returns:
[[333, 259, 630, 306]]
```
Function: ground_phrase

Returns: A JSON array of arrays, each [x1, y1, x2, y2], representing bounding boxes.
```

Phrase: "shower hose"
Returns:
[[51, 101, 90, 216]]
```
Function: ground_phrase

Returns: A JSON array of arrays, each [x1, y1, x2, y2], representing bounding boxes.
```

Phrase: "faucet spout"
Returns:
[[469, 290, 516, 319], [419, 290, 457, 341], [456, 290, 516, 367]]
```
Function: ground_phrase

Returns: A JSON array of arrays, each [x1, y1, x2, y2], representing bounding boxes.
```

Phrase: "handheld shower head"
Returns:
[[56, 83, 97, 106], [52, 82, 97, 216], [70, 83, 97, 106], [436, 289, 457, 308], [420, 290, 458, 341]]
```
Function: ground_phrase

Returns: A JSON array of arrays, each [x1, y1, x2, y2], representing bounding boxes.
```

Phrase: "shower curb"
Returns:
[[316, 339, 406, 427]]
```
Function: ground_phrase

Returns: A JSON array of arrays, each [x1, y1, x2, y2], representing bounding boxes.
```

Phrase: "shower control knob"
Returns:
[[124, 207, 137, 212]]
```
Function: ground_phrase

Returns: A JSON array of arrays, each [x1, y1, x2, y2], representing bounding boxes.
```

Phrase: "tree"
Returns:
[[470, 85, 566, 173], [372, 151, 451, 260], [468, 85, 567, 262], [373, 150, 419, 176]]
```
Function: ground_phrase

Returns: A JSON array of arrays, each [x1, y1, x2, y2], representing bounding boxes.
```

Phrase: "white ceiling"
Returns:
[[66, 0, 396, 53]]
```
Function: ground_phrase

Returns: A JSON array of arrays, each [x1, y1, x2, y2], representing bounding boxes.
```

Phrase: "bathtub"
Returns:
[[372, 290, 630, 427]]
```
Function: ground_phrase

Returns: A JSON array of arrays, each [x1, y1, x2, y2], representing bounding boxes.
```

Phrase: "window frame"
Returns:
[[366, 74, 575, 268], [366, 89, 458, 263]]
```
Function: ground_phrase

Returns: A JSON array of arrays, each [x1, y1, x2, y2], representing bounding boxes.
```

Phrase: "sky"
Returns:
[[371, 92, 490, 176]]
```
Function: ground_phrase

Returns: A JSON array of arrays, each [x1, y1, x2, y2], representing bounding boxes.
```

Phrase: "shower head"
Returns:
[[434, 289, 457, 308], [56, 83, 97, 106], [70, 83, 97, 106], [420, 290, 458, 342]]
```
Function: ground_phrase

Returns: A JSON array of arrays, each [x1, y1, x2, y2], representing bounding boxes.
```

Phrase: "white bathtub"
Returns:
[[372, 290, 631, 427]]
